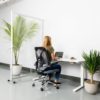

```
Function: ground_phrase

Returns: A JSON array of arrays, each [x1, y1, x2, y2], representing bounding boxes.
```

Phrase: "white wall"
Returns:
[[0, 0, 100, 80], [0, 8, 11, 64], [9, 0, 100, 57]]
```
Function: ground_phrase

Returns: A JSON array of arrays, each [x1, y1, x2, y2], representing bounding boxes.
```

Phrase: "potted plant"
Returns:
[[82, 50, 100, 94], [2, 15, 38, 75]]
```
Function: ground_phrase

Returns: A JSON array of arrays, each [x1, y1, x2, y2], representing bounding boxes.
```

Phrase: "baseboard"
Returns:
[[0, 63, 81, 80], [0, 63, 9, 66], [61, 74, 80, 82], [1, 63, 99, 83], [0, 63, 35, 72]]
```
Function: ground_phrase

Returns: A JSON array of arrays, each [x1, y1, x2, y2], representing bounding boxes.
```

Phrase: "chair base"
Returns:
[[32, 75, 60, 91]]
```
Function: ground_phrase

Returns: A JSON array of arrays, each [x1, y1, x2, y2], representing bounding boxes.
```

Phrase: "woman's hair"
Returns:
[[42, 36, 52, 48]]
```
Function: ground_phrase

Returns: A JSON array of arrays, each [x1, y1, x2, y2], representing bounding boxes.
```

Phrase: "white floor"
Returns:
[[0, 64, 100, 100]]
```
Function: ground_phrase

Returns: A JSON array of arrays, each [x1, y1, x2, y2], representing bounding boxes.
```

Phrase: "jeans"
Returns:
[[43, 63, 61, 81]]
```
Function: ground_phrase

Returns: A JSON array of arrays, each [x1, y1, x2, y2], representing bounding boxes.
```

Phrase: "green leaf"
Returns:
[[2, 15, 39, 65], [82, 50, 100, 81]]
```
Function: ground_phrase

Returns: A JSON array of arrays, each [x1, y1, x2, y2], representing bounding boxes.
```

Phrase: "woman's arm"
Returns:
[[49, 46, 57, 60], [51, 52, 57, 61]]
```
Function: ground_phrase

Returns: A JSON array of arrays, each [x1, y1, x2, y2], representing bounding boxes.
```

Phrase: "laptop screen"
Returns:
[[55, 52, 63, 58]]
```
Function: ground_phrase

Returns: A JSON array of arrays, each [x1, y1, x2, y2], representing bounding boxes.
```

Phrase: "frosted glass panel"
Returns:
[[12, 13, 44, 68]]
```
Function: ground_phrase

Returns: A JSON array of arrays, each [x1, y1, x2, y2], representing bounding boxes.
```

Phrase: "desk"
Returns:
[[58, 58, 84, 92]]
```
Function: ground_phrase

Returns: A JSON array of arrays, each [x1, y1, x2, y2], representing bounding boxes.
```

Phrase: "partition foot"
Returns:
[[7, 79, 16, 84], [73, 85, 84, 92]]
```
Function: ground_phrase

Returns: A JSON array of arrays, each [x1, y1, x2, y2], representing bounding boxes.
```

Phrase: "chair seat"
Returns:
[[37, 69, 59, 75], [43, 69, 59, 74]]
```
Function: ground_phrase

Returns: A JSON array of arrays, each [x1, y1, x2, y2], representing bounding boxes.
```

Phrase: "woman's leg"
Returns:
[[43, 64, 61, 82], [43, 67, 53, 80], [51, 64, 61, 82]]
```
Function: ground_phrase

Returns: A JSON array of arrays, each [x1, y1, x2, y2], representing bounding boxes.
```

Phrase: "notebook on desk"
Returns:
[[55, 52, 63, 58]]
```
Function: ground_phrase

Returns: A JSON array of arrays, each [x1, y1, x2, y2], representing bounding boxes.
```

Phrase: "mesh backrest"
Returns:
[[35, 47, 51, 72]]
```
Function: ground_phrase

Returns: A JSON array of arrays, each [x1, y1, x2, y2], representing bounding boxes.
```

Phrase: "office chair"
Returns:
[[32, 47, 60, 91]]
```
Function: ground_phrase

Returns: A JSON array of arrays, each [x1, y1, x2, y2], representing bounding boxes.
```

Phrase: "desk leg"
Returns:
[[73, 64, 84, 92]]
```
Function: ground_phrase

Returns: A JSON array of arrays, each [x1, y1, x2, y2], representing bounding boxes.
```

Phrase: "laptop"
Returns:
[[55, 52, 63, 58]]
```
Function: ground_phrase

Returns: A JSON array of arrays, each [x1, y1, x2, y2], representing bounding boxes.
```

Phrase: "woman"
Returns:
[[42, 36, 61, 84]]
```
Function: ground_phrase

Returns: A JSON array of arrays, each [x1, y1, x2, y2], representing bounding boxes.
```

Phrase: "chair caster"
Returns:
[[8, 80, 10, 82], [13, 81, 16, 84], [56, 86, 59, 89], [40, 88, 44, 91], [32, 83, 35, 87], [7, 80, 16, 84]]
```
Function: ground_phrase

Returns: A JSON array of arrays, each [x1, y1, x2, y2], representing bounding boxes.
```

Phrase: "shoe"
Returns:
[[50, 80, 55, 83], [49, 80, 61, 84], [54, 81, 61, 84]]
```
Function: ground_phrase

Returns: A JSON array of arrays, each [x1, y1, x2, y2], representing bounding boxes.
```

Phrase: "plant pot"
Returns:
[[84, 80, 99, 94], [12, 64, 22, 76]]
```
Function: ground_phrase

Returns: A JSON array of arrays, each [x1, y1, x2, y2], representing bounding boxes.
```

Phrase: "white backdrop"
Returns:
[[0, 0, 100, 80], [1, 0, 100, 59]]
